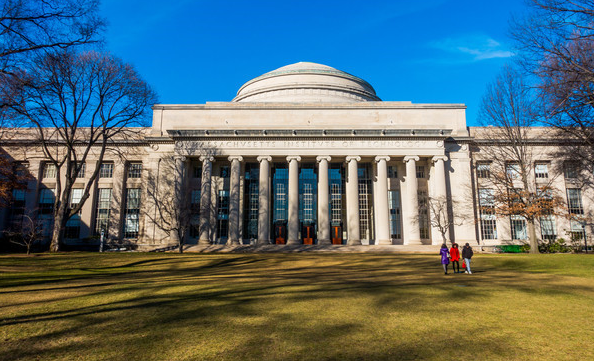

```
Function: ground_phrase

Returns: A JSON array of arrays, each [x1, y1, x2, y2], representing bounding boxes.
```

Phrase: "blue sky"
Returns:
[[100, 0, 527, 126]]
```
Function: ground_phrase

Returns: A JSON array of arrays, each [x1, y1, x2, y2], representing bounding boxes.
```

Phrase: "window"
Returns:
[[567, 188, 584, 215], [189, 189, 201, 238], [506, 163, 520, 180], [358, 165, 373, 240], [14, 162, 29, 177], [510, 215, 527, 240], [540, 215, 557, 241], [476, 162, 491, 178], [10, 189, 26, 225], [220, 166, 230, 179], [127, 162, 142, 179], [94, 188, 112, 236], [43, 163, 57, 179], [193, 165, 202, 178], [564, 162, 578, 179], [570, 220, 586, 241], [388, 166, 398, 178], [76, 162, 86, 178], [124, 188, 141, 238], [416, 165, 425, 179], [418, 190, 429, 239], [38, 188, 55, 214], [99, 162, 113, 178], [217, 190, 229, 238], [534, 163, 549, 179], [64, 189, 83, 239], [388, 190, 401, 239], [478, 188, 497, 240], [299, 166, 316, 225]]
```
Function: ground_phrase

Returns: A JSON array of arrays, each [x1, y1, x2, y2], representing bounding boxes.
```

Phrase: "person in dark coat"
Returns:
[[439, 244, 450, 274], [462, 243, 474, 274], [449, 243, 461, 273]]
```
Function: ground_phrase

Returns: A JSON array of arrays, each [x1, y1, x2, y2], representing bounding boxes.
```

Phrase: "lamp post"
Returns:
[[100, 228, 105, 252]]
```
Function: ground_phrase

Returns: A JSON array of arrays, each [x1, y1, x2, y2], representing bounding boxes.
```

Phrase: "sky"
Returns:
[[99, 0, 528, 126]]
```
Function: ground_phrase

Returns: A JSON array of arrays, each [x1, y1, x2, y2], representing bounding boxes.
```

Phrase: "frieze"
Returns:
[[177, 139, 441, 150]]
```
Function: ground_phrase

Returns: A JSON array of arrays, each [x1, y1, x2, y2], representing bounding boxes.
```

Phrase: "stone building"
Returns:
[[0, 62, 591, 249]]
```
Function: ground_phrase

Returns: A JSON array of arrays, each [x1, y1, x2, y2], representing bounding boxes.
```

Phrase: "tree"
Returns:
[[477, 66, 565, 253], [425, 196, 463, 245], [4, 213, 43, 255], [7, 50, 157, 252], [145, 155, 195, 253], [511, 0, 594, 163]]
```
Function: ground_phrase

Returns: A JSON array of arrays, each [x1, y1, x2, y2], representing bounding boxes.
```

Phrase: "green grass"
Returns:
[[1, 252, 594, 361]]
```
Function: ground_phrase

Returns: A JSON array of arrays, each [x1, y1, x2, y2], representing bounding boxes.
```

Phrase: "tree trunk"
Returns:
[[527, 218, 539, 254], [49, 202, 68, 252]]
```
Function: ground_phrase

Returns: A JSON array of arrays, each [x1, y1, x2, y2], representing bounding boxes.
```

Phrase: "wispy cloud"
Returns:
[[429, 34, 514, 62]]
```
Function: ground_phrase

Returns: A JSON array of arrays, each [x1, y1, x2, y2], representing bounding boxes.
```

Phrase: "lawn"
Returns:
[[1, 252, 593, 361]]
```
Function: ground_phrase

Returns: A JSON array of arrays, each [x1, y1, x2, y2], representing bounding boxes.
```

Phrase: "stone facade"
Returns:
[[1, 62, 592, 249]]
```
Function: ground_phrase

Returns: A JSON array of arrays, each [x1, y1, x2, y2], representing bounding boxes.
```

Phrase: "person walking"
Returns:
[[449, 243, 461, 273], [440, 244, 450, 275], [462, 243, 474, 274]]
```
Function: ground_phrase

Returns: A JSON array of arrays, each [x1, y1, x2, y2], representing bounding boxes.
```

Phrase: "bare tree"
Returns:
[[511, 0, 594, 163], [145, 155, 195, 253], [477, 65, 565, 253], [426, 196, 463, 245], [6, 50, 157, 252], [4, 213, 44, 255]]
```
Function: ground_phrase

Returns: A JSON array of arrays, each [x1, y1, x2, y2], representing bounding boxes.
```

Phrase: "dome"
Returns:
[[233, 62, 381, 103]]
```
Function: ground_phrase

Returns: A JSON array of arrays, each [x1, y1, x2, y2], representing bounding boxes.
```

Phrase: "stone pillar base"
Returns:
[[406, 239, 423, 245], [227, 239, 240, 246], [256, 239, 270, 245], [317, 239, 331, 245], [198, 238, 211, 245], [287, 239, 301, 245], [347, 239, 362, 246], [377, 239, 392, 245]]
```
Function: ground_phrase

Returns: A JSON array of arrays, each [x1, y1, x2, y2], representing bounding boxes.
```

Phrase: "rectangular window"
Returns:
[[193, 165, 202, 178], [65, 189, 83, 239], [38, 188, 55, 214], [388, 166, 398, 178], [388, 190, 401, 239], [564, 162, 578, 179], [10, 189, 26, 226], [540, 215, 557, 241], [220, 166, 230, 179], [534, 163, 549, 179], [418, 190, 429, 239], [217, 190, 229, 238], [99, 162, 113, 178], [76, 162, 86, 178], [416, 165, 425, 179], [94, 188, 112, 236], [127, 162, 142, 179], [124, 188, 141, 238], [43, 163, 57, 179], [476, 162, 491, 178], [570, 220, 586, 241], [14, 161, 29, 177], [506, 163, 520, 180], [478, 188, 497, 240], [510, 215, 527, 240], [567, 188, 584, 215]]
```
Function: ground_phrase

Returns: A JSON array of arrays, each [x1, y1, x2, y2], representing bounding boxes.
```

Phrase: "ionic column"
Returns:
[[431, 155, 449, 244], [374, 156, 391, 245], [403, 155, 421, 245], [316, 156, 331, 245], [257, 156, 272, 244], [199, 156, 214, 245], [171, 155, 187, 244], [286, 156, 301, 244], [227, 155, 243, 245], [345, 156, 361, 245]]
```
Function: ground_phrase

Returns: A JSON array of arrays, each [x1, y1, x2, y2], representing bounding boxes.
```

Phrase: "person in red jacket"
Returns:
[[449, 243, 461, 273]]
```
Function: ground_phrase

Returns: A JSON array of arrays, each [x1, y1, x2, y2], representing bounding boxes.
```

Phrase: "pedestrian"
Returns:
[[449, 243, 460, 273], [462, 242, 474, 274], [440, 244, 450, 274]]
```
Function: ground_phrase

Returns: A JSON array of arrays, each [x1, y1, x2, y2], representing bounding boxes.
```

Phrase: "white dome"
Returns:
[[233, 62, 381, 103]]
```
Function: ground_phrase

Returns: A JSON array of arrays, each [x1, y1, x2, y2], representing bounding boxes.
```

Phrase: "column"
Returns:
[[199, 156, 214, 245], [431, 155, 449, 245], [403, 155, 421, 245], [286, 155, 301, 244], [316, 156, 331, 245], [170, 156, 187, 244], [345, 156, 361, 245], [257, 156, 272, 244], [374, 156, 391, 245], [227, 155, 243, 245]]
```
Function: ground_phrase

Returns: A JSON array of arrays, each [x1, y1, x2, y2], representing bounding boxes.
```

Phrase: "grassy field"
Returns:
[[1, 252, 594, 361]]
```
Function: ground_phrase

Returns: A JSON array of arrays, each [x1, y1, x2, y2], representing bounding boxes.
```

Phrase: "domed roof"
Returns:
[[233, 62, 381, 103]]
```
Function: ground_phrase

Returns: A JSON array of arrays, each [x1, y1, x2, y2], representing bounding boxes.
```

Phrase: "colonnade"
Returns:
[[177, 154, 449, 245]]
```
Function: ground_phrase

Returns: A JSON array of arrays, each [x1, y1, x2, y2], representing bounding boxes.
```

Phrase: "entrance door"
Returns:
[[302, 224, 314, 245], [275, 222, 286, 244], [331, 225, 343, 245]]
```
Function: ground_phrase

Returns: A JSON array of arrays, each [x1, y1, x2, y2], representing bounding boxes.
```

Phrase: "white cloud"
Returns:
[[430, 34, 514, 61]]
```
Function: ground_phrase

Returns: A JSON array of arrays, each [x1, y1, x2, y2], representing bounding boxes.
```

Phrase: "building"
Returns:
[[0, 62, 591, 249]]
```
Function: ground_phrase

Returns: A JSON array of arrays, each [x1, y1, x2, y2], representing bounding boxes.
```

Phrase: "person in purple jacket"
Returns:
[[440, 244, 450, 275]]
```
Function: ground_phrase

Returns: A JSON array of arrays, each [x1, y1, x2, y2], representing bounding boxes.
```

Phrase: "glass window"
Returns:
[[220, 166, 230, 178], [476, 162, 491, 178], [299, 165, 317, 225], [217, 190, 229, 238], [534, 163, 549, 179], [99, 162, 113, 178], [94, 188, 112, 236], [193, 165, 202, 178], [540, 215, 556, 241], [506, 163, 520, 180], [388, 190, 401, 239], [243, 163, 259, 240], [329, 164, 344, 227], [388, 166, 397, 178], [510, 215, 527, 240], [358, 164, 373, 241], [127, 162, 142, 179], [76, 162, 86, 178], [38, 188, 55, 214], [124, 188, 141, 238], [43, 163, 57, 179], [416, 165, 425, 179], [418, 190, 429, 239], [478, 188, 497, 240], [564, 162, 578, 179], [567, 188, 584, 215]]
